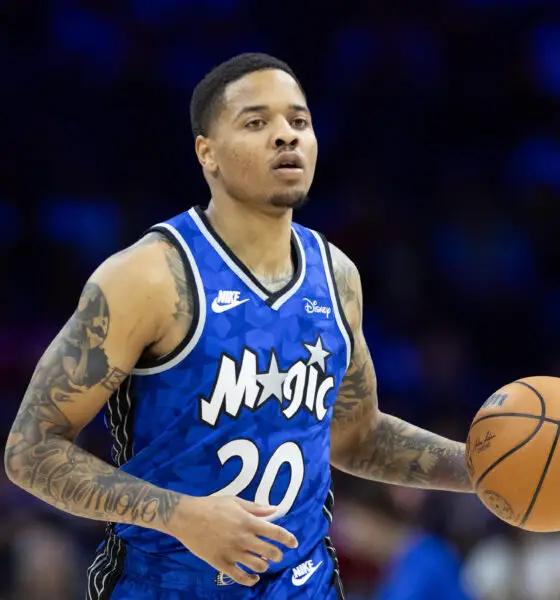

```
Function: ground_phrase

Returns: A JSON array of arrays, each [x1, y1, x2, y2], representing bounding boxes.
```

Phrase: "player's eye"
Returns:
[[292, 117, 309, 129], [245, 118, 266, 130]]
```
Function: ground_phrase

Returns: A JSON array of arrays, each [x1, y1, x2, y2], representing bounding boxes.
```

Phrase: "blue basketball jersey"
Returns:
[[88, 206, 352, 597]]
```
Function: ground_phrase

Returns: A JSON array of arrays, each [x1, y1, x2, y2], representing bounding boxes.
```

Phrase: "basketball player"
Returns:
[[4, 53, 472, 599]]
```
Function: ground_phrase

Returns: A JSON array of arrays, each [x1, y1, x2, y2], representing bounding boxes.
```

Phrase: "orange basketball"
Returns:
[[466, 376, 560, 532]]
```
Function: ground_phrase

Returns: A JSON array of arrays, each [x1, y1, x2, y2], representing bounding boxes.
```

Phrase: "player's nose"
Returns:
[[272, 119, 300, 149], [273, 134, 300, 150]]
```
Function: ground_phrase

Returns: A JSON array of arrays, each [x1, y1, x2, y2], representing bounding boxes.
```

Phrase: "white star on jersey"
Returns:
[[256, 351, 287, 406], [304, 336, 331, 373]]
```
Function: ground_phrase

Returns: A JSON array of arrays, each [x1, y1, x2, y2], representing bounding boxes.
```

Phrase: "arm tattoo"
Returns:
[[331, 338, 375, 441], [101, 367, 128, 392], [121, 231, 193, 324], [349, 414, 471, 492], [329, 245, 472, 493], [163, 243, 192, 322], [329, 244, 372, 443], [330, 247, 358, 319], [5, 283, 181, 528]]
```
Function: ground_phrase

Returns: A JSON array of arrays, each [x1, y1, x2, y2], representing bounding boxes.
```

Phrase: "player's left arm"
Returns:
[[328, 244, 473, 492]]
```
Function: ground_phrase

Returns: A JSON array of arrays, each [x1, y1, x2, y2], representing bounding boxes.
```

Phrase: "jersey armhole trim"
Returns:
[[311, 231, 355, 370], [132, 223, 206, 376]]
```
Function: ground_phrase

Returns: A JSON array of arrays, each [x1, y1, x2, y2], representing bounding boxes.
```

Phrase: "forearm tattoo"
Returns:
[[5, 282, 180, 527], [349, 414, 471, 491], [330, 244, 471, 492]]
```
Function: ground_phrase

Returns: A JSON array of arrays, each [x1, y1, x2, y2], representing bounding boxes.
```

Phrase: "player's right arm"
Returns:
[[4, 234, 185, 530], [4, 234, 296, 587]]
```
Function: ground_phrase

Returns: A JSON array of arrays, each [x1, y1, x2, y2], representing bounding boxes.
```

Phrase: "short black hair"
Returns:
[[189, 52, 304, 138]]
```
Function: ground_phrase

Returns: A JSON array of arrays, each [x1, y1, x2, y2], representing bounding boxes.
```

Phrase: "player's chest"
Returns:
[[198, 331, 342, 429]]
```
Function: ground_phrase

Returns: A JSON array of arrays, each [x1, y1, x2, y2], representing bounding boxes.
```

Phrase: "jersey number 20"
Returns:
[[210, 440, 304, 520]]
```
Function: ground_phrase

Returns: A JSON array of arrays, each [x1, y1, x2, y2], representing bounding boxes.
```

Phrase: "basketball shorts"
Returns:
[[86, 533, 345, 600]]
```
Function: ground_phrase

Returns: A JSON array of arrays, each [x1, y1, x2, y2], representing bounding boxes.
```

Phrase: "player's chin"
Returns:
[[267, 190, 309, 211]]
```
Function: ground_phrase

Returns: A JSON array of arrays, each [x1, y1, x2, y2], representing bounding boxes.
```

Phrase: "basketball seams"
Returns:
[[519, 425, 560, 527], [472, 380, 547, 492], [473, 417, 545, 491], [471, 414, 560, 427], [515, 379, 546, 399], [472, 380, 548, 427]]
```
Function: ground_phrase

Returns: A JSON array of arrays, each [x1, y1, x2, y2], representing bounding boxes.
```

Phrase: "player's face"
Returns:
[[198, 69, 318, 210]]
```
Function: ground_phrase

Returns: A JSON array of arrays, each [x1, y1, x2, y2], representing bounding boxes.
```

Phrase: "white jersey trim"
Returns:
[[310, 230, 352, 371], [269, 229, 306, 310], [189, 207, 269, 302], [132, 222, 206, 376], [189, 207, 306, 311]]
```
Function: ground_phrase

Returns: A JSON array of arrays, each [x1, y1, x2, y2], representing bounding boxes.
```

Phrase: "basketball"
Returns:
[[466, 376, 560, 532]]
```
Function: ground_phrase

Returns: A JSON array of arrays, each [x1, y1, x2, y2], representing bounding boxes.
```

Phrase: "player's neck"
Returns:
[[204, 198, 293, 282]]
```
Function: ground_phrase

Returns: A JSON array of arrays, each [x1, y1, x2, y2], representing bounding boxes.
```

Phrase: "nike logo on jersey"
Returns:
[[291, 559, 323, 586], [211, 290, 249, 313]]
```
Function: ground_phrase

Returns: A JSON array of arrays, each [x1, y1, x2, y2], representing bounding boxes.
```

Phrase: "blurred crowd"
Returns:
[[3, 0, 560, 598]]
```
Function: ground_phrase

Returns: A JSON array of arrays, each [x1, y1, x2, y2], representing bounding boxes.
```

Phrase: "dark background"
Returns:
[[2, 0, 560, 598]]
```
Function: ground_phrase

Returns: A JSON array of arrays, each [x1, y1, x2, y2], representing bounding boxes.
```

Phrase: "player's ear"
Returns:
[[195, 135, 218, 176]]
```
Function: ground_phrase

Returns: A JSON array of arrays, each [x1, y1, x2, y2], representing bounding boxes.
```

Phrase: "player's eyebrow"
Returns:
[[234, 105, 268, 121], [290, 104, 310, 114], [234, 104, 310, 121]]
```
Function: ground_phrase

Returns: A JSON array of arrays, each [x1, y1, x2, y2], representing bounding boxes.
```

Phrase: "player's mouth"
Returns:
[[270, 151, 305, 180]]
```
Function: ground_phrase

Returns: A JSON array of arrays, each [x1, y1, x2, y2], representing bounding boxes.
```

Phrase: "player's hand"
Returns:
[[166, 495, 298, 587]]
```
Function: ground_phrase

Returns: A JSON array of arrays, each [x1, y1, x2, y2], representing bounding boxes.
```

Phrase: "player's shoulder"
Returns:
[[293, 221, 361, 302], [319, 239, 361, 309], [323, 240, 362, 332], [292, 222, 359, 280], [85, 230, 190, 344], [88, 231, 186, 318], [94, 231, 174, 286], [327, 242, 359, 281]]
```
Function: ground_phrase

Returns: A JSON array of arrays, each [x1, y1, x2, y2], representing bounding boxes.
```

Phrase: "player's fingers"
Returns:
[[250, 519, 298, 549], [234, 498, 278, 518], [246, 538, 283, 563], [221, 564, 260, 587], [237, 553, 270, 574]]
